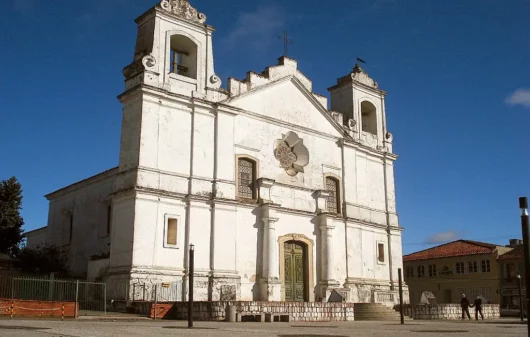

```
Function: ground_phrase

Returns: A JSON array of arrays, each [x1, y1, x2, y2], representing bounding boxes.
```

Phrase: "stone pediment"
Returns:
[[224, 58, 344, 138]]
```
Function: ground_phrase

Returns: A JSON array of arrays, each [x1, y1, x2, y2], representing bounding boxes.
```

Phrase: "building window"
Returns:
[[325, 177, 340, 214], [429, 264, 437, 277], [238, 158, 256, 199], [164, 215, 179, 248], [417, 265, 425, 278], [506, 263, 517, 281], [106, 205, 112, 236], [406, 266, 414, 278], [377, 243, 385, 263], [468, 261, 478, 273], [481, 259, 491, 272], [456, 262, 464, 274], [69, 214, 74, 243]]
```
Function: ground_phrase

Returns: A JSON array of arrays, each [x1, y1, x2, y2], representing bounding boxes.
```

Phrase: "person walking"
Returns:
[[470, 295, 484, 320], [461, 294, 471, 320]]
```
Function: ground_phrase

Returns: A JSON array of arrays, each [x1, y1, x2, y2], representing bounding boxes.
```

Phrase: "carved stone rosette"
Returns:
[[159, 0, 207, 24]]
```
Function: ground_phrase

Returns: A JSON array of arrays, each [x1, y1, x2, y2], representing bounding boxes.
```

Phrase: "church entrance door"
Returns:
[[283, 241, 307, 301]]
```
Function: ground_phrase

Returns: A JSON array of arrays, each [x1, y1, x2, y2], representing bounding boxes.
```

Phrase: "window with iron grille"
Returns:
[[238, 158, 256, 199], [325, 177, 340, 213]]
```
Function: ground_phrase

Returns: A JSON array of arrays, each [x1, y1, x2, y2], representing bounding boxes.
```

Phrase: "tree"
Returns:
[[0, 177, 24, 257], [16, 245, 69, 276]]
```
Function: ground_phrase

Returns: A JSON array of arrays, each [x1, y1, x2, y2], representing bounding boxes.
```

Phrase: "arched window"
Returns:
[[238, 158, 256, 199], [361, 101, 377, 135], [325, 177, 340, 214], [169, 35, 198, 79]]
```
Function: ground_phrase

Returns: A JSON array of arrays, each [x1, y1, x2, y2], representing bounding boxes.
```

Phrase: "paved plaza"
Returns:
[[0, 318, 527, 337]]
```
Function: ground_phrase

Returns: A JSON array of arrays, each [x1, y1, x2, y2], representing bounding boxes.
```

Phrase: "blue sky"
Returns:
[[1, 0, 529, 255]]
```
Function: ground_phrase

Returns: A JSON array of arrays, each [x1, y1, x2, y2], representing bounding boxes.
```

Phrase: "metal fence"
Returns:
[[0, 275, 106, 315]]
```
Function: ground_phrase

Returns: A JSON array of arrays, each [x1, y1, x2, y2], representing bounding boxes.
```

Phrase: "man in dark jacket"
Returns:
[[461, 294, 471, 320], [470, 296, 484, 320]]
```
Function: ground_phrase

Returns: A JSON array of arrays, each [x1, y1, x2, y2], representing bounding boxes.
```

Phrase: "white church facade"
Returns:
[[34, 0, 407, 304]]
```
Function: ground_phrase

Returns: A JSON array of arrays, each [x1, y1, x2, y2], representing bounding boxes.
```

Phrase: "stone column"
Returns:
[[313, 190, 340, 301], [258, 179, 281, 301]]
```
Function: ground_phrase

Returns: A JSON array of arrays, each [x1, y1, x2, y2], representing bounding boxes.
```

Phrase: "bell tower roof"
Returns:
[[157, 0, 207, 24], [328, 63, 385, 95]]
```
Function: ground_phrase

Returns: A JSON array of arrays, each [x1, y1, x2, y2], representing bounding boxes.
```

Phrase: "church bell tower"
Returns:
[[121, 0, 222, 99], [328, 64, 392, 152]]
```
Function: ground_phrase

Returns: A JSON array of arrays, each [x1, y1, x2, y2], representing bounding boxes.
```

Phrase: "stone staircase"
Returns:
[[354, 303, 410, 321]]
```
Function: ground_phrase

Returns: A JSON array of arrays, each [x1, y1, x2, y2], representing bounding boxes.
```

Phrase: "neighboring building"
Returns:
[[25, 226, 49, 249], [498, 239, 525, 310], [404, 240, 512, 304], [36, 0, 406, 303]]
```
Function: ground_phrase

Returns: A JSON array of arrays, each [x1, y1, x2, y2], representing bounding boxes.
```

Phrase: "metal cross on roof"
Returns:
[[278, 30, 293, 57]]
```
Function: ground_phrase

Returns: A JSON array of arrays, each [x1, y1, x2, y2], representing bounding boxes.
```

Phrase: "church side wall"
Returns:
[[46, 172, 116, 276]]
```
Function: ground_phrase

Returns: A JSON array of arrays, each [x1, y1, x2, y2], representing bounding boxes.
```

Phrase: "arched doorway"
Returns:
[[283, 240, 308, 301], [278, 234, 315, 302]]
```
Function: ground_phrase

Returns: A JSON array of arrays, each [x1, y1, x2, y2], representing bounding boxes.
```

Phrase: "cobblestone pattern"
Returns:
[[151, 301, 355, 322], [397, 304, 500, 320]]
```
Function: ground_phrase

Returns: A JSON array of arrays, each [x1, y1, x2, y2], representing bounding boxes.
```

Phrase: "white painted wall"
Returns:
[[44, 1, 405, 303], [45, 169, 117, 276], [25, 227, 48, 249]]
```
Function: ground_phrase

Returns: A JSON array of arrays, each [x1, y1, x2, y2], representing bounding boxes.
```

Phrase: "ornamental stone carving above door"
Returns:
[[273, 131, 309, 176]]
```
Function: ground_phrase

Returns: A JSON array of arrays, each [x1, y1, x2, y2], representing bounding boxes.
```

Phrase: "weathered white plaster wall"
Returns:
[[43, 0, 405, 304], [45, 169, 117, 276], [25, 227, 48, 249]]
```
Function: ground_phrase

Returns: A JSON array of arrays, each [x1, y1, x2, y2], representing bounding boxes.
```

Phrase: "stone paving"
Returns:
[[0, 318, 526, 337]]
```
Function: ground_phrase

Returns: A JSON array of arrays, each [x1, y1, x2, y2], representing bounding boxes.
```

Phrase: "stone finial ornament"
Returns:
[[274, 131, 309, 176], [159, 0, 207, 24], [351, 63, 378, 88], [142, 55, 156, 69]]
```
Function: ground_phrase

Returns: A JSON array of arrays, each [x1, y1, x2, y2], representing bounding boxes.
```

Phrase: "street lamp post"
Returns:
[[518, 272, 524, 322], [519, 197, 530, 336], [188, 244, 195, 329]]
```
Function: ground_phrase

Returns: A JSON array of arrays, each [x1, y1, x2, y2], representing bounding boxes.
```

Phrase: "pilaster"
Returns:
[[317, 212, 340, 301], [259, 201, 281, 301]]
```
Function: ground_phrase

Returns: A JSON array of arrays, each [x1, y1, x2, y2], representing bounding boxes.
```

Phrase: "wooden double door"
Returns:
[[283, 241, 307, 301]]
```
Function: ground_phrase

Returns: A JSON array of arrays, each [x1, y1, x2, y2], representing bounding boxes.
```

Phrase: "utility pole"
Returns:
[[519, 197, 530, 336]]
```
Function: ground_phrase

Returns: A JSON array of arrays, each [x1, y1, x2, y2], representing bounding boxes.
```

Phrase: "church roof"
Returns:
[[403, 240, 499, 262], [45, 167, 118, 200]]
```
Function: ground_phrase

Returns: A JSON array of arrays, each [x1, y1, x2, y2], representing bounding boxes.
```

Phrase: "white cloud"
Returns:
[[425, 230, 461, 244], [506, 88, 530, 108], [222, 5, 286, 52]]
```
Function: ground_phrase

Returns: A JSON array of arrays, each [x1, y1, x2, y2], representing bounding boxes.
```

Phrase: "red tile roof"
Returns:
[[498, 244, 523, 261], [403, 240, 499, 262]]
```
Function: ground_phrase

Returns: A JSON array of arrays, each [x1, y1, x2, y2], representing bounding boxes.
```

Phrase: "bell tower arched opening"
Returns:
[[361, 101, 377, 135], [169, 34, 198, 79]]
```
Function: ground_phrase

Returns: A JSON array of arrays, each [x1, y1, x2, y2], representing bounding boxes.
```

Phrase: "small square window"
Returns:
[[164, 215, 180, 249], [377, 243, 385, 263]]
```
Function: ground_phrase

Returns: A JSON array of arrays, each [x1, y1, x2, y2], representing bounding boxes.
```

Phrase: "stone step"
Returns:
[[353, 303, 412, 321]]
